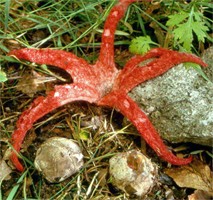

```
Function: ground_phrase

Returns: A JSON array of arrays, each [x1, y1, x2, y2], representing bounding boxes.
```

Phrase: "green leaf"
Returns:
[[129, 36, 157, 55], [166, 12, 188, 27], [193, 11, 202, 22], [192, 21, 209, 42], [0, 70, 7, 82], [167, 7, 209, 52], [79, 130, 90, 140], [173, 22, 193, 51]]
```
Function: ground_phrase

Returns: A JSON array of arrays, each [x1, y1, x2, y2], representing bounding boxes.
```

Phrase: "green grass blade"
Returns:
[[6, 170, 28, 200], [4, 0, 11, 31]]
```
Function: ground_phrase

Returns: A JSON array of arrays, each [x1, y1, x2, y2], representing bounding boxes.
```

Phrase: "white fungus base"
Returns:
[[34, 137, 84, 183], [109, 150, 158, 197]]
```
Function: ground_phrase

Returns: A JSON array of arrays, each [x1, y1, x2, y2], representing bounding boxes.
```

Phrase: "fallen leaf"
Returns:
[[97, 168, 108, 187], [165, 159, 213, 195], [0, 159, 12, 182], [188, 190, 212, 200], [16, 70, 51, 97]]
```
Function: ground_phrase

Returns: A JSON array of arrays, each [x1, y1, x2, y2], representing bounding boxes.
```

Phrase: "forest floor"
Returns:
[[0, 1, 212, 199]]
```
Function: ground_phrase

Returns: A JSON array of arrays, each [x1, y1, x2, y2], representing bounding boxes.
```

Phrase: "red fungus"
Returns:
[[9, 0, 207, 172]]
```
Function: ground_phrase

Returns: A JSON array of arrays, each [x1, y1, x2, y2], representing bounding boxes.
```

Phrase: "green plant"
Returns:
[[129, 36, 158, 54], [0, 70, 7, 82], [166, 1, 211, 52], [129, 0, 212, 54]]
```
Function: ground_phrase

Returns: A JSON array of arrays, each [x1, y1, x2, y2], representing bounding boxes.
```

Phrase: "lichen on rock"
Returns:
[[130, 47, 213, 146]]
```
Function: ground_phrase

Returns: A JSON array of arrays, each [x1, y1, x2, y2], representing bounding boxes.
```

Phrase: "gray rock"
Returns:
[[129, 47, 213, 146]]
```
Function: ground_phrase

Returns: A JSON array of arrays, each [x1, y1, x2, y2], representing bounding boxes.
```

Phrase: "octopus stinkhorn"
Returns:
[[9, 0, 207, 172]]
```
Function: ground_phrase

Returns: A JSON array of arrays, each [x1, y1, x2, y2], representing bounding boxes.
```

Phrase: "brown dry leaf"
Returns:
[[0, 159, 12, 182], [165, 159, 213, 195], [16, 70, 47, 97], [188, 190, 212, 200], [149, 21, 165, 46], [97, 168, 108, 187]]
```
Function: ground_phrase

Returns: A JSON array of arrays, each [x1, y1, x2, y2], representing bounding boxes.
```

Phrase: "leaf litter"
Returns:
[[165, 159, 213, 195]]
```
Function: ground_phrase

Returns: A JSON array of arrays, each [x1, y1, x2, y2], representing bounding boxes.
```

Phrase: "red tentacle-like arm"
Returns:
[[97, 0, 137, 70], [8, 49, 96, 86], [98, 92, 193, 165], [11, 83, 100, 171], [115, 48, 208, 93]]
